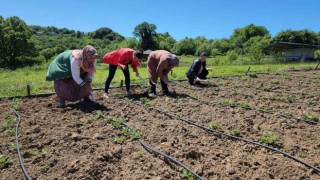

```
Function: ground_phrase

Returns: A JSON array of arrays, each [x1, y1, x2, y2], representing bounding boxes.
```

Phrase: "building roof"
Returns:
[[271, 42, 320, 51], [143, 49, 153, 54]]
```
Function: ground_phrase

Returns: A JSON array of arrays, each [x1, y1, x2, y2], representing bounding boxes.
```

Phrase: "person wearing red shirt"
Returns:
[[102, 48, 143, 98]]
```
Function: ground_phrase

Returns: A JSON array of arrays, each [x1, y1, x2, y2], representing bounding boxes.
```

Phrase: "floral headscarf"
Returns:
[[72, 45, 98, 74]]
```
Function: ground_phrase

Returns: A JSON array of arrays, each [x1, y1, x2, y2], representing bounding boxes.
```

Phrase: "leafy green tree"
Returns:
[[154, 32, 176, 51], [230, 24, 270, 50], [194, 36, 212, 56], [0, 16, 39, 69], [272, 29, 319, 44], [172, 37, 196, 55], [133, 22, 157, 50], [226, 50, 238, 64], [89, 27, 124, 41], [212, 38, 231, 55]]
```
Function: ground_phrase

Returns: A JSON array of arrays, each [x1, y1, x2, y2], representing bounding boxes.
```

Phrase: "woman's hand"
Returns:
[[135, 71, 140, 77], [119, 64, 127, 70]]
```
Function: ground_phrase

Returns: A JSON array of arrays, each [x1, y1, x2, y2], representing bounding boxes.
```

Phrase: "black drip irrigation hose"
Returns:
[[13, 108, 32, 180], [129, 101, 320, 174], [138, 140, 203, 180], [176, 83, 318, 125], [82, 102, 203, 180]]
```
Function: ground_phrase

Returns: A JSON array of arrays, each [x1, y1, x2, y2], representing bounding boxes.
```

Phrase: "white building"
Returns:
[[272, 42, 319, 61]]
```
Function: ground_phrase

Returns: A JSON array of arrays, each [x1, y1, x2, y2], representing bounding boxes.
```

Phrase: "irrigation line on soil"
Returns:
[[138, 140, 203, 180], [13, 108, 32, 180], [129, 101, 320, 174], [176, 83, 318, 125], [82, 102, 203, 180]]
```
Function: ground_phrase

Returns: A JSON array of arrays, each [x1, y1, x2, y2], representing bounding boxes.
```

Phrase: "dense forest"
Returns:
[[0, 16, 319, 69]]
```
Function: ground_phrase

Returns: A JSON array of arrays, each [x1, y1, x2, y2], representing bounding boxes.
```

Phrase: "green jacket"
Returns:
[[46, 50, 73, 81]]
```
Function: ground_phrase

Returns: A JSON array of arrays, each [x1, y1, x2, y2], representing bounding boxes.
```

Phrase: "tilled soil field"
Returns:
[[1, 70, 320, 179]]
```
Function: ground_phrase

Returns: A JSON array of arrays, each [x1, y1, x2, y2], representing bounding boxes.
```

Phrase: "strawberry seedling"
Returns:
[[230, 128, 240, 136], [0, 154, 12, 169], [260, 131, 281, 146], [209, 121, 221, 130], [180, 169, 194, 180], [302, 112, 318, 121]]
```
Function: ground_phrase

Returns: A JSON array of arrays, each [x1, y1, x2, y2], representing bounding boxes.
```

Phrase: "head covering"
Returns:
[[168, 54, 179, 67], [134, 50, 144, 59], [72, 45, 98, 74], [200, 52, 208, 57]]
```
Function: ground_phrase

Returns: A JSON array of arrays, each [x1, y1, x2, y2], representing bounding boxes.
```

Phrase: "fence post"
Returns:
[[27, 85, 31, 97], [315, 59, 320, 70], [120, 80, 123, 88], [246, 67, 251, 75]]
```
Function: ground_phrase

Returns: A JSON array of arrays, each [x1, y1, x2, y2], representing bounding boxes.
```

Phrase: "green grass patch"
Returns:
[[0, 59, 318, 97]]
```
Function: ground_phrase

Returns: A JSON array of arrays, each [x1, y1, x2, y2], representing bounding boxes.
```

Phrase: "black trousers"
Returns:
[[187, 69, 208, 84], [150, 79, 168, 94], [105, 64, 130, 93]]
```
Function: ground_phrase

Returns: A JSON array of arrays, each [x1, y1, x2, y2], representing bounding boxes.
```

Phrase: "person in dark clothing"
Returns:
[[186, 52, 212, 85]]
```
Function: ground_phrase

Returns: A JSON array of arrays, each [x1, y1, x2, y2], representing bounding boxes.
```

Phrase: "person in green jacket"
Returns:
[[46, 45, 98, 108]]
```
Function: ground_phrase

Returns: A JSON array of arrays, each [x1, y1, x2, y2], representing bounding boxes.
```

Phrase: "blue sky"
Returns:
[[1, 0, 319, 40]]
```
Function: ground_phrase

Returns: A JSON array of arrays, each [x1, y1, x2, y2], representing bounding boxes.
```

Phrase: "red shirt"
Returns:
[[102, 48, 141, 71]]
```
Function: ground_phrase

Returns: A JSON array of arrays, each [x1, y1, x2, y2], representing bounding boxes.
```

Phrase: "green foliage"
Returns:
[[226, 50, 238, 64], [0, 16, 39, 69], [239, 102, 250, 108], [120, 127, 142, 141], [1, 116, 16, 135], [0, 154, 12, 169], [230, 128, 240, 136], [248, 72, 258, 78], [133, 22, 157, 50], [213, 87, 221, 92], [88, 27, 124, 41], [111, 120, 123, 129], [155, 32, 176, 51], [172, 37, 196, 55], [271, 79, 280, 84], [0, 62, 318, 97], [260, 131, 281, 146], [299, 152, 311, 158], [29, 148, 49, 158], [222, 99, 236, 107], [95, 110, 103, 120], [209, 121, 221, 130], [230, 24, 270, 49], [113, 137, 125, 144], [9, 143, 17, 152], [12, 98, 22, 110], [306, 101, 316, 107], [302, 112, 318, 121], [140, 97, 150, 105], [180, 169, 194, 180], [273, 29, 319, 44], [212, 38, 231, 55]]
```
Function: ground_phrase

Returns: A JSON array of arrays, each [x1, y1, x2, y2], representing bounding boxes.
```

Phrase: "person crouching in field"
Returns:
[[102, 48, 144, 98], [186, 52, 212, 85], [46, 45, 99, 108], [147, 50, 179, 97]]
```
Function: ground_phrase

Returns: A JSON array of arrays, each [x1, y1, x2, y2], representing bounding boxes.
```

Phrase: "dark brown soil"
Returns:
[[1, 70, 320, 179]]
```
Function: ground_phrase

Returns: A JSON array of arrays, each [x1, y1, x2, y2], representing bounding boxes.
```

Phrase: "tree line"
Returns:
[[1, 16, 319, 69]]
